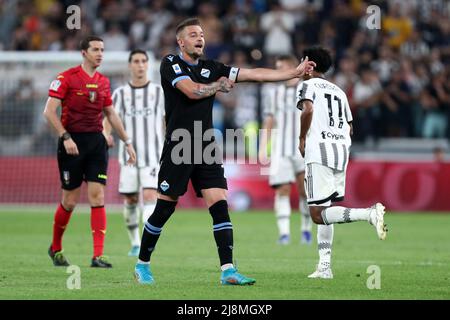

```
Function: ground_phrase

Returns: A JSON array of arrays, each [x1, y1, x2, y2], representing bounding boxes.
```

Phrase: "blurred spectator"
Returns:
[[102, 24, 129, 51], [381, 67, 414, 137], [421, 71, 449, 138], [371, 45, 398, 85], [1, 0, 449, 143], [352, 66, 382, 143], [400, 29, 430, 61], [382, 2, 413, 49], [260, 1, 295, 56]]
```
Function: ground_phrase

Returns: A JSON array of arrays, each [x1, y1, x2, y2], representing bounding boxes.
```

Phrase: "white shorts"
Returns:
[[119, 165, 159, 194], [269, 155, 305, 187], [304, 162, 346, 206]]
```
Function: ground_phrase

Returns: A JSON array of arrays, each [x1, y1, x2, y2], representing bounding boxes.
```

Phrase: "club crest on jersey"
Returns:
[[172, 64, 182, 75], [89, 91, 97, 103], [160, 180, 170, 192], [63, 171, 70, 185], [200, 68, 210, 78]]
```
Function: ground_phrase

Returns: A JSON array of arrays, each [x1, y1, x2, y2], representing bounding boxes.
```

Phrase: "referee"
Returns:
[[134, 18, 315, 285], [44, 36, 136, 268]]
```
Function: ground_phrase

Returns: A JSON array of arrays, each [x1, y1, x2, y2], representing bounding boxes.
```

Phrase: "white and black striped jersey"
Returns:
[[263, 83, 301, 159], [112, 82, 165, 168], [297, 77, 353, 171]]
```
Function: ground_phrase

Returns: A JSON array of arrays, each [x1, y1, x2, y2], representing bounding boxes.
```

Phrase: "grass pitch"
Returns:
[[0, 207, 449, 300]]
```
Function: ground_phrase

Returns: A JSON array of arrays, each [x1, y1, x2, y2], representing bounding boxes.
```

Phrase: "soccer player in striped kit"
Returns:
[[260, 55, 313, 246], [298, 47, 387, 279], [104, 49, 165, 257]]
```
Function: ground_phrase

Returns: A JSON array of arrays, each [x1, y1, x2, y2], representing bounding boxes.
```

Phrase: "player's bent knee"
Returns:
[[124, 194, 139, 205], [276, 184, 291, 196], [310, 207, 325, 224], [62, 201, 77, 212]]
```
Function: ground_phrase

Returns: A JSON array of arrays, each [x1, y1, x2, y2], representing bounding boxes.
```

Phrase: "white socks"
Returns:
[[321, 206, 370, 225], [123, 203, 141, 247], [275, 194, 291, 236], [317, 224, 334, 269], [142, 201, 156, 223], [299, 197, 312, 232]]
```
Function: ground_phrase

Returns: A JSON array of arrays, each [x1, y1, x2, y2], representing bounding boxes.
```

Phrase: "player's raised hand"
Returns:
[[63, 138, 79, 156], [295, 56, 316, 78], [217, 76, 234, 93], [126, 144, 137, 165]]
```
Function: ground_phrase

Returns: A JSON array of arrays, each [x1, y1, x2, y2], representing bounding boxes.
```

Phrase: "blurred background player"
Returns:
[[44, 36, 136, 268], [298, 47, 387, 279], [260, 55, 312, 245], [104, 49, 165, 257]]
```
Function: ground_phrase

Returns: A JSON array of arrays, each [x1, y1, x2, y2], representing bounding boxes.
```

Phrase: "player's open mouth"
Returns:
[[195, 44, 203, 49]]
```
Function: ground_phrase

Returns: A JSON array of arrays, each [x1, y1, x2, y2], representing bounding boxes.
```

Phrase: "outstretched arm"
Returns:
[[237, 56, 315, 83], [175, 76, 234, 100]]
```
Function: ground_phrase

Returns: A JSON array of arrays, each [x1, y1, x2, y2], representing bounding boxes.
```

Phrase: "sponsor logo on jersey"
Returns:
[[98, 174, 107, 180], [160, 180, 170, 191], [86, 84, 98, 88], [49, 80, 61, 91], [167, 55, 174, 62], [89, 91, 97, 103], [321, 131, 345, 140], [172, 64, 182, 75], [200, 68, 210, 78]]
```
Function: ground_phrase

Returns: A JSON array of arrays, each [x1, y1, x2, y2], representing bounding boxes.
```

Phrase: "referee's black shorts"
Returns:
[[57, 132, 109, 190], [157, 139, 227, 198]]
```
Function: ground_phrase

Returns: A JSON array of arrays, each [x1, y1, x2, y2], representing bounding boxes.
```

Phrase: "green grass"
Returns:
[[0, 208, 449, 299]]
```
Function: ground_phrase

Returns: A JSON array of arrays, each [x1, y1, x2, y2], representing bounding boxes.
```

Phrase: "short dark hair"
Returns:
[[176, 17, 201, 36], [80, 35, 103, 51], [275, 54, 299, 66], [128, 49, 149, 63], [303, 46, 333, 74]]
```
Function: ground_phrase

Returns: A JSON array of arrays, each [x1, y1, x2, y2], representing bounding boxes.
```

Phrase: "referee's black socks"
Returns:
[[138, 199, 177, 262], [209, 200, 234, 266]]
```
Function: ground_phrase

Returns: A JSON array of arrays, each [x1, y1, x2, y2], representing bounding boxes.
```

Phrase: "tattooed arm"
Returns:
[[175, 76, 234, 100]]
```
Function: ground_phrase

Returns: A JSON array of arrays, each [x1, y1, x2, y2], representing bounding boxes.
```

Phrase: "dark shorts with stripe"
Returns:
[[157, 139, 227, 198], [57, 132, 109, 190]]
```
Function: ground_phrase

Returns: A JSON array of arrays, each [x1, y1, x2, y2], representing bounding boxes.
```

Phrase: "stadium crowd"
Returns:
[[0, 0, 449, 142]]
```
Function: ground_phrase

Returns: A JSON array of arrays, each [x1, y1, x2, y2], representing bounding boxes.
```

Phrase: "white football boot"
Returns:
[[308, 264, 333, 279], [369, 203, 387, 240]]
